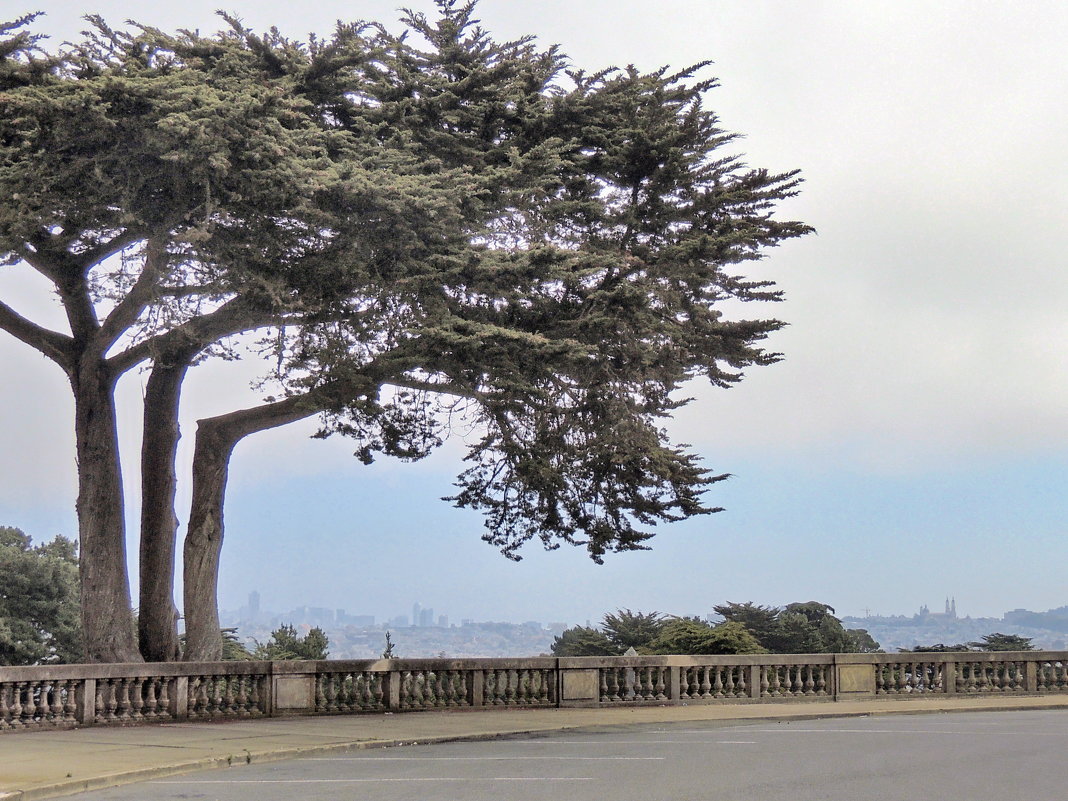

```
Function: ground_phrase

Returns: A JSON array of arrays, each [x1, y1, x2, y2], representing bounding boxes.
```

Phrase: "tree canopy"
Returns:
[[1, 2, 810, 662], [0, 526, 81, 665]]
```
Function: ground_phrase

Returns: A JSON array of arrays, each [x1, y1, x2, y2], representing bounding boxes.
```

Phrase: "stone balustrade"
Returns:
[[1, 651, 1065, 732]]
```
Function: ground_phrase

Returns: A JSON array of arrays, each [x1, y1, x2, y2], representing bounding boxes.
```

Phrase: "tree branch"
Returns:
[[107, 298, 278, 376], [19, 241, 100, 342], [0, 299, 75, 368], [94, 236, 169, 357]]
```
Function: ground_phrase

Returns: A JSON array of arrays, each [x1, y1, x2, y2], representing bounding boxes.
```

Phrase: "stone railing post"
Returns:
[[384, 669, 402, 710], [667, 665, 682, 702], [469, 669, 484, 707], [833, 655, 875, 699], [748, 664, 761, 699], [558, 659, 602, 707], [1024, 660, 1038, 692], [270, 661, 317, 716], [77, 678, 96, 725], [943, 660, 957, 694], [171, 676, 190, 719]]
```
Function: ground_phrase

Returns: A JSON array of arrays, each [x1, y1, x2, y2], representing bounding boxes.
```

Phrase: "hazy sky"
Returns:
[[2, 1, 1066, 626]]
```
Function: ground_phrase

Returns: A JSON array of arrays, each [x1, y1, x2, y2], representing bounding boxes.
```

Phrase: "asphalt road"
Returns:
[[65, 709, 1068, 801]]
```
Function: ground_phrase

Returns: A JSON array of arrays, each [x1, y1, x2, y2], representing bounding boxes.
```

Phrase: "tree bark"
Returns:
[[71, 357, 141, 663], [182, 398, 315, 661], [138, 358, 192, 662]]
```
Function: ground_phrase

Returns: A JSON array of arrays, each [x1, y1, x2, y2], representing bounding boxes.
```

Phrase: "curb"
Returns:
[[5, 699, 1068, 800]]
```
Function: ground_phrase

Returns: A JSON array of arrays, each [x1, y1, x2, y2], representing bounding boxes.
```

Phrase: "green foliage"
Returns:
[[713, 602, 780, 646], [550, 626, 618, 657], [650, 618, 765, 655], [970, 633, 1035, 652], [844, 628, 882, 654], [902, 634, 1036, 653], [221, 628, 253, 661], [601, 609, 666, 652], [0, 526, 81, 664], [900, 643, 971, 653], [717, 601, 880, 654], [251, 624, 330, 660]]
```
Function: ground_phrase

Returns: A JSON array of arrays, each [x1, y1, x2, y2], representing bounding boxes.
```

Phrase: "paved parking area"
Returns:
[[63, 709, 1068, 801]]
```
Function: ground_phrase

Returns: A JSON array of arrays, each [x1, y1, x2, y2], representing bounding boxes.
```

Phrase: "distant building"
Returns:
[[917, 597, 957, 620]]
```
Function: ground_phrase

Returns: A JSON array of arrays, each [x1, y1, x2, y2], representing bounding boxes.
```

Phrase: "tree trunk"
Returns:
[[138, 360, 190, 662], [72, 357, 141, 663], [182, 398, 314, 661]]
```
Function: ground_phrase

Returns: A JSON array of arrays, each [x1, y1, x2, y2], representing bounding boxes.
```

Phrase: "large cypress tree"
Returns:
[[1, 2, 810, 661]]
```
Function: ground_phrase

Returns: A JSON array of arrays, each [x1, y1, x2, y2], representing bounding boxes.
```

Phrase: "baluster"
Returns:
[[423, 671, 438, 707], [323, 674, 335, 712], [767, 666, 781, 696], [233, 675, 249, 716], [215, 679, 230, 713], [157, 678, 172, 719], [36, 681, 52, 724], [438, 670, 450, 707], [677, 668, 689, 700], [10, 683, 25, 728], [505, 669, 517, 704], [130, 678, 145, 721], [141, 678, 157, 719], [251, 676, 266, 716], [803, 665, 814, 695], [964, 664, 977, 693], [692, 666, 709, 700], [760, 666, 770, 697], [601, 668, 614, 702], [874, 664, 885, 694], [355, 673, 369, 710], [62, 680, 78, 723], [735, 666, 746, 697], [724, 666, 735, 697], [375, 673, 388, 709], [653, 667, 665, 700], [0, 684, 10, 729], [105, 679, 119, 721], [408, 671, 422, 708], [524, 670, 536, 705], [188, 677, 203, 718]]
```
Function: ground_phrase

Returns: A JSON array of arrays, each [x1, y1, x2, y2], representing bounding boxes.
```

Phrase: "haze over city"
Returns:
[[2, 0, 1066, 625]]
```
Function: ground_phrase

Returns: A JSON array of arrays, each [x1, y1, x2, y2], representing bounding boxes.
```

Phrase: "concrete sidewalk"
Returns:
[[4, 694, 1068, 801]]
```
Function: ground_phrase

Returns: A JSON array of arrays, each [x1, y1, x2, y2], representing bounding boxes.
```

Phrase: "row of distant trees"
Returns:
[[551, 607, 1040, 657], [550, 604, 883, 657]]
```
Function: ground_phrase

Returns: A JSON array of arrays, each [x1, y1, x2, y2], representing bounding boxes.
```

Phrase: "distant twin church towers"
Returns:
[[919, 597, 958, 619]]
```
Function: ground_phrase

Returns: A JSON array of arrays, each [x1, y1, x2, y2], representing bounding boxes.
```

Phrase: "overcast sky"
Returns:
[[2, 1, 1066, 627]]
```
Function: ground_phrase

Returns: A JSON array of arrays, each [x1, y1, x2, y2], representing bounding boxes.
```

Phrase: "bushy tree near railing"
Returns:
[[0, 526, 81, 665]]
